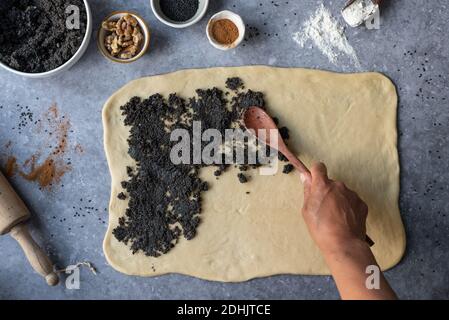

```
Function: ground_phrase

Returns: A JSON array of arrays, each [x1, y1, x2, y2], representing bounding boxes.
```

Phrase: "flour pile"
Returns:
[[293, 4, 361, 68]]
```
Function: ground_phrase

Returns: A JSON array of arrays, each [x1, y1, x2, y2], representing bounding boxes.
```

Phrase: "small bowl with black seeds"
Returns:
[[151, 0, 209, 28], [97, 12, 150, 63], [0, 0, 92, 78]]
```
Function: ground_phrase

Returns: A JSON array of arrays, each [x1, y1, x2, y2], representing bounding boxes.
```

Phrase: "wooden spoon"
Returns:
[[243, 106, 375, 247], [243, 106, 311, 182]]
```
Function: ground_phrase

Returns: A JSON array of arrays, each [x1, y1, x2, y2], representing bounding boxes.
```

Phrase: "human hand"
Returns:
[[301, 162, 369, 255], [301, 163, 397, 299]]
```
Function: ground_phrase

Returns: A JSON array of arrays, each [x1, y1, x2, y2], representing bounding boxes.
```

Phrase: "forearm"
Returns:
[[322, 239, 397, 300]]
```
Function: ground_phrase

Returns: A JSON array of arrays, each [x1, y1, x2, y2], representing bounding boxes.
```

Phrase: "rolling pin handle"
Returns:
[[10, 223, 59, 286], [45, 272, 60, 286]]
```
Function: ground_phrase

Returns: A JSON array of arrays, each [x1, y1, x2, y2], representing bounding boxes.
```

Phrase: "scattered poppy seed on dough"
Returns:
[[283, 164, 294, 174], [117, 192, 126, 200], [238, 173, 248, 183]]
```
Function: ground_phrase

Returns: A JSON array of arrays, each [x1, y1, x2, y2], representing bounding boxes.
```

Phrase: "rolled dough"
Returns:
[[102, 66, 405, 281]]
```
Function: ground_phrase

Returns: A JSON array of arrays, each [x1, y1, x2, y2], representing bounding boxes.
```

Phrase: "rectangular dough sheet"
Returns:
[[102, 66, 405, 281]]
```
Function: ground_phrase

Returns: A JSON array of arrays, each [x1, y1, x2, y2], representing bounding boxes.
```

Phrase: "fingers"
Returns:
[[345, 187, 369, 219], [311, 162, 328, 178], [303, 175, 311, 200], [334, 181, 346, 189], [300, 171, 312, 186], [356, 196, 369, 217], [303, 162, 327, 200], [310, 162, 329, 185]]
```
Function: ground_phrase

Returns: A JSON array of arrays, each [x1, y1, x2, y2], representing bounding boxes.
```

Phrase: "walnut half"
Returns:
[[102, 14, 144, 59]]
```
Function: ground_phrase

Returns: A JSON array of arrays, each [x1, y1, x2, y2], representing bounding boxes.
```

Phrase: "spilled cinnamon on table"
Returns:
[[20, 156, 70, 189], [1, 103, 76, 190], [5, 156, 17, 177]]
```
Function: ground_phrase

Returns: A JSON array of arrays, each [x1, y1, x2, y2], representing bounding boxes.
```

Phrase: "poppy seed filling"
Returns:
[[113, 78, 292, 257]]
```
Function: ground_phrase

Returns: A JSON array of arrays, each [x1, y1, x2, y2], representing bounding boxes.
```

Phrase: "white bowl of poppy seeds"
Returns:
[[151, 0, 209, 28], [0, 0, 92, 78]]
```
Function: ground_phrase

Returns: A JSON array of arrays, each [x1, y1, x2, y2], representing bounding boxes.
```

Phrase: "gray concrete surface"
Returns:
[[0, 0, 448, 300]]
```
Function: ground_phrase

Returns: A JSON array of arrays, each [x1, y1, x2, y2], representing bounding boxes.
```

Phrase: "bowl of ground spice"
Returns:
[[0, 0, 92, 78], [206, 11, 245, 50], [151, 0, 209, 28]]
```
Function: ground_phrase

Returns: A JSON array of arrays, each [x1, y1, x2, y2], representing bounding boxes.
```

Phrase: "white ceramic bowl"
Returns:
[[97, 12, 151, 63], [151, 0, 209, 28], [206, 10, 245, 50], [0, 0, 92, 78]]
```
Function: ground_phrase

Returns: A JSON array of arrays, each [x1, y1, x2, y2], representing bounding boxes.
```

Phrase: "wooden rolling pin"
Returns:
[[0, 171, 59, 286]]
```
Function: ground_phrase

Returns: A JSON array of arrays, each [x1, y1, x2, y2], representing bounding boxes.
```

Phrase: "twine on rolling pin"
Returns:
[[55, 261, 97, 275]]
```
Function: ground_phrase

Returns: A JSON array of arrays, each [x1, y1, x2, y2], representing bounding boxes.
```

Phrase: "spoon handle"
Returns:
[[365, 235, 375, 247], [282, 148, 310, 177], [281, 147, 312, 184]]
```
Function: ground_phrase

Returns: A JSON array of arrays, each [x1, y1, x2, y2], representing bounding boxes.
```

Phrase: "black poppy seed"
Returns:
[[279, 126, 290, 139], [226, 77, 244, 90], [159, 0, 199, 22], [0, 0, 87, 72], [238, 173, 248, 183], [283, 164, 294, 174]]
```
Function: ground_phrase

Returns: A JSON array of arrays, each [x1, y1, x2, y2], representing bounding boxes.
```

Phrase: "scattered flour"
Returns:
[[293, 4, 361, 68]]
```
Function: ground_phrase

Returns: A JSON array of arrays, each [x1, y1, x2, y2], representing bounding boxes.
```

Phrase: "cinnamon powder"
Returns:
[[20, 157, 69, 188], [1, 103, 73, 190], [5, 156, 17, 177], [20, 104, 71, 189], [211, 19, 239, 45]]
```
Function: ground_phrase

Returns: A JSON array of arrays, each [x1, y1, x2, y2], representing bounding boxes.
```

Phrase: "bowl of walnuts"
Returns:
[[98, 11, 150, 63]]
